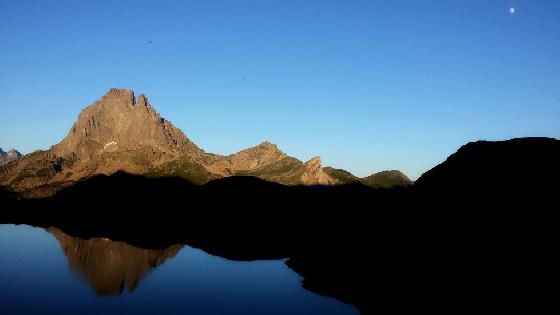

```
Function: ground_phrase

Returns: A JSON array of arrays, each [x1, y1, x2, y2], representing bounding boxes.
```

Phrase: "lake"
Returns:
[[0, 224, 358, 314]]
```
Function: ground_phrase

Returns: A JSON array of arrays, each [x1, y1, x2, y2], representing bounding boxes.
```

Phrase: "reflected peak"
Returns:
[[48, 227, 182, 296]]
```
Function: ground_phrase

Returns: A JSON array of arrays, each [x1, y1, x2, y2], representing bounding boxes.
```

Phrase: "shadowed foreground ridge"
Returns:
[[415, 137, 560, 195], [2, 137, 559, 313]]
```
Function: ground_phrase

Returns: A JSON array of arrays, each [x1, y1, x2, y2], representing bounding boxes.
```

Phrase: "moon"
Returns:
[[509, 7, 515, 14]]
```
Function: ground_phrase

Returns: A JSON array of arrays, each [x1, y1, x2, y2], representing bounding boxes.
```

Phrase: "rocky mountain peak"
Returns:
[[104, 87, 134, 100], [258, 141, 276, 148], [207, 141, 288, 175], [52, 88, 204, 161]]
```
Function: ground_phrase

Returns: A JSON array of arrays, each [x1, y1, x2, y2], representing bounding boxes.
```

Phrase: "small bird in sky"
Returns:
[[148, 40, 153, 45], [509, 7, 515, 14]]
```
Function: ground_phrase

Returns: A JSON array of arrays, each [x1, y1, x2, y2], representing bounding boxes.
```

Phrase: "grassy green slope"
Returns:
[[145, 159, 218, 185], [361, 170, 413, 189], [236, 157, 306, 185]]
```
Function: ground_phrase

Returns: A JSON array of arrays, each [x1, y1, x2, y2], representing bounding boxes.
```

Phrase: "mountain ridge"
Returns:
[[0, 88, 411, 196]]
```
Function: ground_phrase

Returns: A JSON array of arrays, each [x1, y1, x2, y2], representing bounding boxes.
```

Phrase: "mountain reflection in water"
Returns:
[[0, 224, 358, 314], [48, 227, 182, 296]]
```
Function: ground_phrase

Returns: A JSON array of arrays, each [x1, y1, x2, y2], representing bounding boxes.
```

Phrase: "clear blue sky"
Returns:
[[1, 0, 559, 179]]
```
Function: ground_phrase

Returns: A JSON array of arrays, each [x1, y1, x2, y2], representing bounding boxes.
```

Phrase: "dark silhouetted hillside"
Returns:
[[415, 137, 560, 199], [1, 137, 559, 313]]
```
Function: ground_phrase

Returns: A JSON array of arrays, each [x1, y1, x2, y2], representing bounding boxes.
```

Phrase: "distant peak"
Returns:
[[258, 141, 277, 149], [51, 89, 203, 160], [0, 148, 21, 156], [240, 141, 283, 155], [105, 88, 134, 96], [7, 148, 21, 156], [0, 147, 22, 165], [100, 88, 135, 107]]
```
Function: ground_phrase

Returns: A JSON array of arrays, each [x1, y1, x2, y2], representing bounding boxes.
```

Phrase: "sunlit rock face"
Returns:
[[52, 89, 204, 162], [50, 88, 206, 178], [0, 89, 209, 196], [300, 156, 337, 185], [48, 227, 182, 296], [207, 141, 289, 176]]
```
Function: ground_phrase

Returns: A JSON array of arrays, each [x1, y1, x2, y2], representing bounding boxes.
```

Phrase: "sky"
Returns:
[[0, 0, 559, 179]]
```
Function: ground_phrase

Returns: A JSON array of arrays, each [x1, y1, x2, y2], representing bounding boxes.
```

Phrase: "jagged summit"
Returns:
[[305, 156, 322, 166], [301, 156, 337, 185], [258, 141, 276, 148], [53, 88, 202, 159], [0, 89, 208, 193]]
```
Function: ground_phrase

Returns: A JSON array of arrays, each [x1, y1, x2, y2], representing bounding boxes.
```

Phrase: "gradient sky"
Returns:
[[1, 0, 559, 179]]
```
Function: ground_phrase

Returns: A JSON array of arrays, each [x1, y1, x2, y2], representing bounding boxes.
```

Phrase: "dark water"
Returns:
[[0, 224, 357, 314]]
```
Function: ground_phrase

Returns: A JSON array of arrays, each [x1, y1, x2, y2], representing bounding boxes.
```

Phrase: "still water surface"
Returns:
[[0, 224, 357, 314]]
